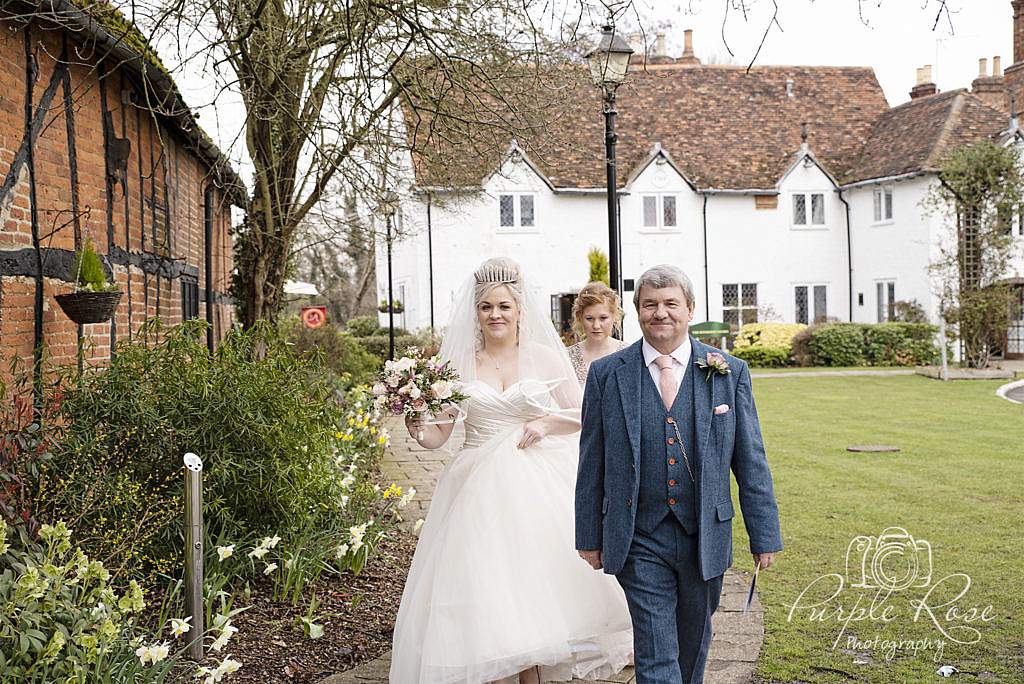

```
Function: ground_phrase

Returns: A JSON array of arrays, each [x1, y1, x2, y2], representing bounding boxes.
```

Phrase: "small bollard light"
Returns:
[[183, 452, 204, 661]]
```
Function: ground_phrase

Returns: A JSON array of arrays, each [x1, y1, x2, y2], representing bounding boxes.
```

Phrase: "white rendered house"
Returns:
[[377, 25, 1024, 358]]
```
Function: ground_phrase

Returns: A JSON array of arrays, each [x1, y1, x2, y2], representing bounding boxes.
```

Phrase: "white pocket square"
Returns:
[[714, 404, 730, 415]]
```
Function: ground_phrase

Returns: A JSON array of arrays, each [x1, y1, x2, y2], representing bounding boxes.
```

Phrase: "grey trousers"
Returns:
[[616, 516, 724, 684]]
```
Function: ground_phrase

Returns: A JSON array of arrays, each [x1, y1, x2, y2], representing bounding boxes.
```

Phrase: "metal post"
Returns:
[[386, 213, 395, 361], [183, 453, 204, 661], [603, 87, 621, 300], [939, 314, 949, 381]]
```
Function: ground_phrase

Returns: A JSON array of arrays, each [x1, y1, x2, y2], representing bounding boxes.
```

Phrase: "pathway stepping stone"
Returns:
[[320, 418, 765, 684]]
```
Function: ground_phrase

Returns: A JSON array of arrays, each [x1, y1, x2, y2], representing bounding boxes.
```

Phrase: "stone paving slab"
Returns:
[[322, 419, 763, 684]]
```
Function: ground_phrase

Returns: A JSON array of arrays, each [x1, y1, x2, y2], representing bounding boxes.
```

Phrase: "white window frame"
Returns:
[[794, 283, 828, 324], [876, 280, 896, 322], [497, 192, 538, 232], [872, 186, 895, 225], [639, 193, 680, 231], [791, 191, 827, 229]]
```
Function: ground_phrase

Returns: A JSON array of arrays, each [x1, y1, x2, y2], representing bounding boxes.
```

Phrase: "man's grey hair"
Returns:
[[632, 265, 696, 310]]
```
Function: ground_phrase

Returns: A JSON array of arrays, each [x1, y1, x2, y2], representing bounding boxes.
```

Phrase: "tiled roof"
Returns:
[[407, 63, 890, 190], [841, 89, 1010, 184]]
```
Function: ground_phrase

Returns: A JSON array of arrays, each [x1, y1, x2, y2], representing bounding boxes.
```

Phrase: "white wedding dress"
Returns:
[[389, 375, 634, 683]]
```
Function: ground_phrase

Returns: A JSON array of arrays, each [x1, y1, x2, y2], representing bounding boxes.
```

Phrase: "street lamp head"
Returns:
[[585, 24, 634, 88], [381, 190, 400, 217]]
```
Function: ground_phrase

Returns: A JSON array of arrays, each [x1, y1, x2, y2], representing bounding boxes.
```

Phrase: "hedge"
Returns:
[[792, 322, 938, 367], [731, 322, 807, 367]]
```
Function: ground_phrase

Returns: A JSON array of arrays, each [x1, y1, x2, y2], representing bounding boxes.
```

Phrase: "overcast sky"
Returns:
[[162, 0, 1016, 183], [639, 0, 1013, 107]]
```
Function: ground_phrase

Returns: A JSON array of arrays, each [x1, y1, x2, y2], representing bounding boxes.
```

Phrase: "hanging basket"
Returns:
[[55, 290, 123, 325]]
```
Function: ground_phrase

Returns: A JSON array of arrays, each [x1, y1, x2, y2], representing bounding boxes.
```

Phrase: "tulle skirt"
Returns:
[[389, 428, 633, 683]]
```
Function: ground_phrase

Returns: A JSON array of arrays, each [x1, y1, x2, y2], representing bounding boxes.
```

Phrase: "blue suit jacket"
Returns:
[[575, 336, 783, 580]]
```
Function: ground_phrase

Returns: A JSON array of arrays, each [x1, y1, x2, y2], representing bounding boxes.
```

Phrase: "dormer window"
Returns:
[[873, 187, 894, 223], [641, 194, 678, 229], [792, 192, 825, 227], [498, 193, 536, 229]]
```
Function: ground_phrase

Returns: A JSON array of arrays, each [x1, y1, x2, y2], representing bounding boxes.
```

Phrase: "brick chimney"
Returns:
[[972, 56, 1009, 112], [1005, 1, 1024, 112], [910, 65, 938, 99], [677, 29, 701, 66]]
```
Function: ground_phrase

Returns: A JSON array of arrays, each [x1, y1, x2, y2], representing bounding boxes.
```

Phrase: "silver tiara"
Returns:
[[474, 263, 520, 285]]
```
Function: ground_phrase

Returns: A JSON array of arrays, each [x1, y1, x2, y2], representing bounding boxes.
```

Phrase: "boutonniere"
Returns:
[[696, 351, 731, 382]]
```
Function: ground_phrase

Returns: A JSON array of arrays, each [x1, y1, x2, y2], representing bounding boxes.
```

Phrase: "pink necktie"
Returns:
[[654, 355, 678, 410]]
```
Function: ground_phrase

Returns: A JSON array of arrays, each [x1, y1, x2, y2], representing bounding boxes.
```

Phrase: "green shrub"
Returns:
[[345, 315, 383, 337], [37, 320, 370, 579], [731, 323, 805, 367], [72, 238, 117, 292], [0, 519, 203, 682], [732, 345, 791, 368], [793, 323, 938, 367], [358, 330, 441, 361], [863, 323, 938, 366], [281, 318, 380, 390], [808, 324, 867, 366]]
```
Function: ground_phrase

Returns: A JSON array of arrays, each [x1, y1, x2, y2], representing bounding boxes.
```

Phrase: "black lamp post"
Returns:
[[382, 191, 399, 360], [586, 25, 634, 300]]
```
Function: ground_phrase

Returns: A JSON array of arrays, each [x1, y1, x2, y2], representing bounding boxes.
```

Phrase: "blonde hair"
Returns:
[[572, 281, 624, 340]]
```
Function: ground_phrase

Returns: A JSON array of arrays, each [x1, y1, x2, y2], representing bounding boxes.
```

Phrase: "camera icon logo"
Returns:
[[845, 526, 933, 591]]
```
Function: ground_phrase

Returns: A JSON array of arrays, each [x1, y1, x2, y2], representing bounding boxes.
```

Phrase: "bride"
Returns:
[[390, 257, 633, 683]]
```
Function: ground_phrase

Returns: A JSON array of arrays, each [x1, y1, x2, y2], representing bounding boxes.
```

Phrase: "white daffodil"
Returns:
[[151, 642, 170, 663], [170, 616, 192, 637], [263, 563, 278, 575], [247, 546, 269, 560], [216, 657, 243, 675], [398, 487, 416, 508], [413, 519, 425, 533], [264, 535, 282, 549], [284, 557, 294, 570], [216, 545, 234, 561], [335, 544, 349, 559], [136, 644, 151, 665], [349, 523, 368, 546]]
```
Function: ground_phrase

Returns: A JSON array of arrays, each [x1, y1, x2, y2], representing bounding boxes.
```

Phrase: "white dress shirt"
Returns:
[[642, 336, 692, 389]]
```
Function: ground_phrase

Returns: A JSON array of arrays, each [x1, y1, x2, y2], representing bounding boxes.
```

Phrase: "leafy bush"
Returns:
[[807, 324, 867, 366], [0, 519, 225, 683], [1, 365, 61, 533], [792, 323, 938, 367], [862, 323, 938, 366], [358, 330, 441, 361], [731, 323, 805, 367], [281, 317, 380, 390], [732, 345, 791, 368], [345, 315, 382, 337], [36, 320, 379, 579]]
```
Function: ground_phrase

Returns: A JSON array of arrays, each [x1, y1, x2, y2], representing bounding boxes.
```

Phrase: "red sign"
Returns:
[[301, 306, 327, 329]]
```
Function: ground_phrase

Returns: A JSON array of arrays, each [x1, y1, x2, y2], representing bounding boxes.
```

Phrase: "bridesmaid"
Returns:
[[566, 281, 630, 386]]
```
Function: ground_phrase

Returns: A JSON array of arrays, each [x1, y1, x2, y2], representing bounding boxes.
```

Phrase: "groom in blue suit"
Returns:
[[576, 265, 783, 684]]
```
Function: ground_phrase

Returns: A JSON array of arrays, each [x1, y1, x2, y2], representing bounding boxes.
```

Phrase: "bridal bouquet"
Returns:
[[372, 347, 468, 419]]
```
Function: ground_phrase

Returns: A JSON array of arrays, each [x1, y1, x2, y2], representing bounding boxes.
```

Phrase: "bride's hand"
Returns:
[[517, 419, 549, 449], [406, 413, 427, 439]]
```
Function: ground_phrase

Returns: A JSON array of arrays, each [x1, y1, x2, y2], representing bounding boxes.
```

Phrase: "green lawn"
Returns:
[[732, 375, 1024, 683]]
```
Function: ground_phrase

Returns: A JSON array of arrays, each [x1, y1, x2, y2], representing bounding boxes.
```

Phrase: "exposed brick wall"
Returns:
[[0, 20, 237, 384]]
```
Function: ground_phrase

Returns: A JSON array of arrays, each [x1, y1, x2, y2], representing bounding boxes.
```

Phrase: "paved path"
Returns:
[[321, 419, 763, 684]]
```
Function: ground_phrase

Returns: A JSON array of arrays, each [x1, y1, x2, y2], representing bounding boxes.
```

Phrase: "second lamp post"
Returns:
[[586, 25, 633, 300]]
